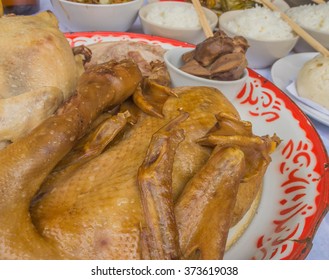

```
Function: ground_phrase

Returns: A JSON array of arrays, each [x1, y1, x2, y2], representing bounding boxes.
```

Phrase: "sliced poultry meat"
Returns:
[[0, 11, 85, 146], [193, 30, 236, 67], [85, 41, 166, 77], [209, 53, 248, 80], [180, 30, 249, 81]]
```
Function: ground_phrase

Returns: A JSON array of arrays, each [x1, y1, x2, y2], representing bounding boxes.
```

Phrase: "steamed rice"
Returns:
[[145, 6, 202, 29], [286, 3, 329, 32], [225, 6, 295, 40]]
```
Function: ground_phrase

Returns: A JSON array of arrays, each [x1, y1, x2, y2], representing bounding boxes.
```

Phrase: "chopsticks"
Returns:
[[258, 0, 329, 57], [191, 0, 214, 38], [312, 0, 326, 4]]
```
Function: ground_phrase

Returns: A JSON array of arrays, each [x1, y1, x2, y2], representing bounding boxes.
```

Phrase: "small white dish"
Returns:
[[50, 0, 144, 32], [164, 47, 248, 97], [271, 52, 329, 126]]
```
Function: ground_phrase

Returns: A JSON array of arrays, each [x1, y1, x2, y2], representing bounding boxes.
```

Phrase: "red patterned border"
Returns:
[[240, 70, 329, 259], [65, 32, 329, 259]]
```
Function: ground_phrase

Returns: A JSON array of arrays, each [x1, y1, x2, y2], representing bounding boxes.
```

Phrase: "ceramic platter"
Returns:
[[66, 32, 329, 260]]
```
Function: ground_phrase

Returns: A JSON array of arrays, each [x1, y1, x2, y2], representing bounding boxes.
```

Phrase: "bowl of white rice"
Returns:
[[219, 7, 299, 68], [138, 1, 218, 44], [286, 3, 329, 53]]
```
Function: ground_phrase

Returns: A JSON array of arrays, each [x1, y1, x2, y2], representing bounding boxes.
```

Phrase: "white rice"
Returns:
[[145, 5, 202, 29], [225, 6, 295, 40], [286, 3, 329, 32]]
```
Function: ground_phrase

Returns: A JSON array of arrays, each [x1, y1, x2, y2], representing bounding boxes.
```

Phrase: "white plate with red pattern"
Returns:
[[66, 32, 329, 260]]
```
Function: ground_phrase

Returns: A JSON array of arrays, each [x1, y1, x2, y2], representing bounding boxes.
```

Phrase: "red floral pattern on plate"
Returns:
[[237, 70, 328, 259], [237, 72, 284, 122], [66, 32, 329, 260]]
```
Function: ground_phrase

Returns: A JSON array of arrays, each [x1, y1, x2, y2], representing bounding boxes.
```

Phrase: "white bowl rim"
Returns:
[[139, 1, 218, 32], [219, 9, 300, 43], [293, 22, 329, 36], [164, 47, 248, 85], [286, 6, 329, 36], [57, 0, 143, 7]]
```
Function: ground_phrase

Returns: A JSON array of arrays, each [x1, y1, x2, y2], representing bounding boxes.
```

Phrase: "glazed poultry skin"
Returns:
[[28, 85, 241, 259], [0, 59, 143, 259], [0, 39, 277, 259], [0, 11, 85, 146], [1, 59, 276, 260]]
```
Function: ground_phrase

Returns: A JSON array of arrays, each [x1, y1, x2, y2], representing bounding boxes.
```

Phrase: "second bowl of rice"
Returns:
[[219, 7, 299, 69], [286, 3, 329, 53], [139, 1, 218, 45]]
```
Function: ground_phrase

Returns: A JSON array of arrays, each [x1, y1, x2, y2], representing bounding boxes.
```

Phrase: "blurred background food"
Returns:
[[2, 0, 39, 15], [192, 0, 256, 15]]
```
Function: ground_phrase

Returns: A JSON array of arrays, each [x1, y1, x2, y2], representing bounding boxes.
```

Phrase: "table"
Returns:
[[39, 0, 329, 260]]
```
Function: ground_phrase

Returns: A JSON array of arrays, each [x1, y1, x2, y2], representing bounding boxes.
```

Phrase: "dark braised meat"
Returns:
[[179, 30, 249, 81], [194, 31, 235, 67], [180, 59, 211, 77], [209, 53, 247, 81]]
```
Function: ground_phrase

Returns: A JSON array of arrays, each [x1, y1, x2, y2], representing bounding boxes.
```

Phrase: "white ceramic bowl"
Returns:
[[139, 1, 218, 45], [294, 27, 329, 53], [219, 10, 299, 69], [50, 0, 144, 32], [286, 6, 329, 53], [164, 47, 248, 97]]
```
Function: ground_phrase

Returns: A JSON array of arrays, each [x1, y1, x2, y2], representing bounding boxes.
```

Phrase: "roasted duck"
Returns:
[[0, 11, 278, 259], [0, 57, 277, 259], [0, 11, 86, 147]]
